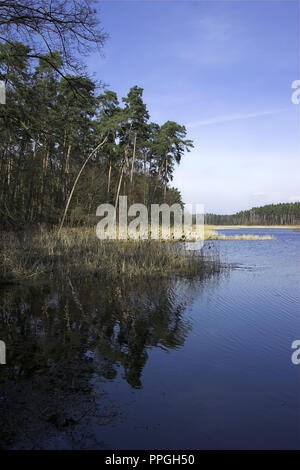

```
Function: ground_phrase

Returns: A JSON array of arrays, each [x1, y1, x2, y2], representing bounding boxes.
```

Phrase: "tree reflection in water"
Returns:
[[0, 270, 222, 449]]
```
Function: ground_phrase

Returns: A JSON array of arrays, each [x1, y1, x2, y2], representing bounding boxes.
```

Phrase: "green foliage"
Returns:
[[0, 0, 107, 74], [205, 202, 300, 225], [0, 42, 193, 228]]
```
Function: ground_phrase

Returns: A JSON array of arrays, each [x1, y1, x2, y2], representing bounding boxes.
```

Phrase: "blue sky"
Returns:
[[88, 0, 299, 213]]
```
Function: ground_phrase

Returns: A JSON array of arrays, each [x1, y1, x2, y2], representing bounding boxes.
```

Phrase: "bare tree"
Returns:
[[0, 0, 107, 74]]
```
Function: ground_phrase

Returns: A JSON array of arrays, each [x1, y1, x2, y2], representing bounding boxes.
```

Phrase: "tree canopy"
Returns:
[[0, 42, 193, 228], [205, 203, 300, 225], [0, 0, 107, 75]]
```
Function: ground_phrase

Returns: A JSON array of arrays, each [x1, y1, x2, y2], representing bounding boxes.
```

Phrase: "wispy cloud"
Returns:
[[186, 108, 289, 129]]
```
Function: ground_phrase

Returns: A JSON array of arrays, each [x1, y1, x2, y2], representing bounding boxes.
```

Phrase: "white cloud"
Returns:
[[186, 108, 289, 128]]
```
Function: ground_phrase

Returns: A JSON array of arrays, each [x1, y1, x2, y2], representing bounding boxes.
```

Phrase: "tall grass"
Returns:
[[0, 227, 222, 283]]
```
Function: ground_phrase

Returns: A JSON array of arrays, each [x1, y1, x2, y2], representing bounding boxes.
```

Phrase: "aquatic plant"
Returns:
[[0, 227, 221, 283]]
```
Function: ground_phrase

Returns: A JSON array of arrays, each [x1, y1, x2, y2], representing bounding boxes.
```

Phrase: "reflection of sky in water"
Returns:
[[0, 229, 299, 449]]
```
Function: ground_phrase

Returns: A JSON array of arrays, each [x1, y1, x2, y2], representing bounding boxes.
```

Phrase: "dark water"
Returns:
[[0, 229, 299, 449]]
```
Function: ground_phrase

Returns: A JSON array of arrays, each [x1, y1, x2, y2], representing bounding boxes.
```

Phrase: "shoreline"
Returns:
[[207, 225, 300, 230], [0, 227, 222, 284]]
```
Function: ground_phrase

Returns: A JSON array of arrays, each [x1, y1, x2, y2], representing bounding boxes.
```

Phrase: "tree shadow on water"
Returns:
[[0, 268, 223, 448]]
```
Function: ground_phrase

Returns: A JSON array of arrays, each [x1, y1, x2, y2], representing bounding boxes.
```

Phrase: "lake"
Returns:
[[0, 228, 299, 449]]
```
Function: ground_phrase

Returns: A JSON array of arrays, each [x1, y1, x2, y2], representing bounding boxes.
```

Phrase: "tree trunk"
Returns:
[[130, 132, 137, 184], [58, 136, 107, 235], [154, 161, 164, 193], [124, 122, 133, 170], [114, 161, 124, 210], [107, 163, 112, 201], [65, 142, 72, 174], [143, 153, 147, 205], [40, 143, 50, 217], [164, 158, 168, 202]]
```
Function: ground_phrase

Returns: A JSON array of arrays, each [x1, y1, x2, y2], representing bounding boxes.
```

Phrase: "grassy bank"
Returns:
[[0, 224, 276, 283], [0, 228, 222, 283]]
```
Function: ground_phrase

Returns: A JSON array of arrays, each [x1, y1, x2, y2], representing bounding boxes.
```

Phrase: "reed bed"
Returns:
[[0, 227, 222, 283], [205, 228, 274, 240]]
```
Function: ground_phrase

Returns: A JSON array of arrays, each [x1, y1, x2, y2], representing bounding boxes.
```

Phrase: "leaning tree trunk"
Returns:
[[114, 161, 124, 210], [107, 163, 112, 201], [58, 136, 107, 235]]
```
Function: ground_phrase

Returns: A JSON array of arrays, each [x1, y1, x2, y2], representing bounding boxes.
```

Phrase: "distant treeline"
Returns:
[[204, 202, 300, 225]]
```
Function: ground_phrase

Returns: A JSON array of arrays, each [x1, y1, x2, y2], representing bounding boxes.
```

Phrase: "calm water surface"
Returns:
[[0, 229, 299, 449]]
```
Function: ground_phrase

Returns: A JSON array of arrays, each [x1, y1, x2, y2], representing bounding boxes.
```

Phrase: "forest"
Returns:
[[0, 3, 297, 232], [0, 42, 194, 230], [205, 202, 300, 226], [0, 0, 216, 285]]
